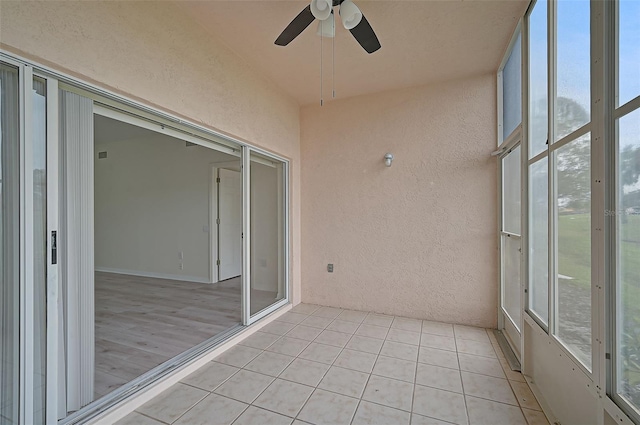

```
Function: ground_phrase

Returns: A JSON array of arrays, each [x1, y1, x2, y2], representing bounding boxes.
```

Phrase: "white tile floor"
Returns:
[[116, 305, 551, 425]]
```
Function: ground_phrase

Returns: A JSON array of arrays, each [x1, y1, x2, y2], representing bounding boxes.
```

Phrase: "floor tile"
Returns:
[[244, 351, 295, 377], [456, 339, 496, 358], [461, 372, 517, 405], [213, 369, 274, 403], [298, 342, 342, 364], [137, 383, 207, 423], [391, 317, 423, 333], [291, 304, 321, 315], [239, 332, 281, 350], [410, 413, 456, 425], [346, 335, 384, 354], [337, 310, 368, 323], [412, 385, 468, 425], [333, 349, 378, 373], [454, 325, 490, 342], [297, 389, 359, 425], [361, 375, 414, 411], [380, 340, 419, 362], [266, 336, 310, 357], [457, 353, 504, 379], [418, 346, 460, 370], [422, 321, 455, 338], [301, 315, 333, 329], [286, 325, 324, 341], [253, 379, 314, 417], [521, 407, 550, 425], [420, 334, 457, 352], [318, 366, 369, 398], [355, 324, 389, 339], [115, 412, 164, 425], [386, 328, 421, 345], [416, 363, 463, 393], [232, 406, 293, 425], [173, 393, 247, 425], [372, 356, 417, 382], [278, 312, 309, 325], [261, 320, 297, 336], [313, 306, 343, 319], [351, 401, 411, 425], [181, 361, 239, 391], [279, 358, 331, 387], [314, 330, 352, 348], [326, 320, 360, 334], [510, 380, 542, 410], [214, 345, 262, 368], [363, 313, 394, 328], [465, 395, 526, 425]]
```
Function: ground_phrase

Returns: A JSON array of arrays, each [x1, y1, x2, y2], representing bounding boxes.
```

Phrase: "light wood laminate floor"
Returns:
[[95, 272, 277, 399]]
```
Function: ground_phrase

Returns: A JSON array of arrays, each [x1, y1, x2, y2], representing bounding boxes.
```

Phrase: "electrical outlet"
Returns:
[[178, 251, 184, 260], [179, 263, 183, 270], [327, 264, 334, 273]]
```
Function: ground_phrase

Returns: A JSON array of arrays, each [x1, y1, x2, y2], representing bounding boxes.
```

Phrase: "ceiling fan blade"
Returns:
[[349, 14, 381, 54], [275, 5, 316, 46]]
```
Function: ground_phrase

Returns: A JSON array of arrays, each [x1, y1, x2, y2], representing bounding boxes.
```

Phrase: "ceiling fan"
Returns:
[[275, 0, 381, 54]]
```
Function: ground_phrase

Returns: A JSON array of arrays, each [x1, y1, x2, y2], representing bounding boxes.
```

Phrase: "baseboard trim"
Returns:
[[95, 267, 212, 284]]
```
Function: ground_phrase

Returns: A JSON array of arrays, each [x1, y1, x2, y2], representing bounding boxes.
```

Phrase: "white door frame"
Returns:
[[43, 74, 60, 425], [209, 161, 241, 283], [498, 131, 523, 360]]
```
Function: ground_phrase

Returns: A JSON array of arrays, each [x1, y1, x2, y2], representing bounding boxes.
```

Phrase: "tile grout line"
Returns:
[[454, 324, 471, 425], [408, 317, 424, 425]]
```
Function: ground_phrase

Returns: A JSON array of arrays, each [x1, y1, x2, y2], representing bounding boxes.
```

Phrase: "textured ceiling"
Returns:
[[177, 0, 528, 106]]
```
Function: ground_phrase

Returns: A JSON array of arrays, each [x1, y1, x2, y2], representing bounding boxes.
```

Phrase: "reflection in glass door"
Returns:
[[500, 145, 522, 358]]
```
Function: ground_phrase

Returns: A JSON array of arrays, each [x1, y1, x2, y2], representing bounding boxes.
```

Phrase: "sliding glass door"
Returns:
[[0, 54, 290, 424], [245, 150, 288, 323], [1, 61, 59, 425]]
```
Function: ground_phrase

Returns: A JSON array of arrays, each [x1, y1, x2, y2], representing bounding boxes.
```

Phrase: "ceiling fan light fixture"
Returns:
[[310, 0, 333, 20], [316, 12, 335, 38], [339, 0, 362, 30]]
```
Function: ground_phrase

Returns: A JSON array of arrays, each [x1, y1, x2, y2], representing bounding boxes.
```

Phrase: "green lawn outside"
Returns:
[[558, 213, 640, 398]]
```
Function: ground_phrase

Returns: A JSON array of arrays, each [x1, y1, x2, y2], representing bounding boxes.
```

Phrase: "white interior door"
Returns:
[[218, 168, 242, 281]]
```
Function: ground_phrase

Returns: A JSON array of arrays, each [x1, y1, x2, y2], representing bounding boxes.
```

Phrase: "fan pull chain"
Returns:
[[320, 25, 323, 107], [332, 21, 335, 99]]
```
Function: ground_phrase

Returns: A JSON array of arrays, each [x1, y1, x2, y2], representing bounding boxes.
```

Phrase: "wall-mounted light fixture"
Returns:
[[384, 153, 394, 167]]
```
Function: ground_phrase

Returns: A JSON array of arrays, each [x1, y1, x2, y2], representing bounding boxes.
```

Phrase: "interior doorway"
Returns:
[[213, 167, 242, 282]]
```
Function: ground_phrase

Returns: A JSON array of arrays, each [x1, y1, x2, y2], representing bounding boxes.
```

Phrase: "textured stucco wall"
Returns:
[[0, 0, 302, 303], [301, 75, 498, 327]]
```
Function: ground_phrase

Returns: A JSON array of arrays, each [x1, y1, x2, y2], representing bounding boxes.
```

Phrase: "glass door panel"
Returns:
[[500, 145, 522, 355], [249, 151, 286, 318], [1, 62, 20, 425], [502, 235, 522, 331]]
